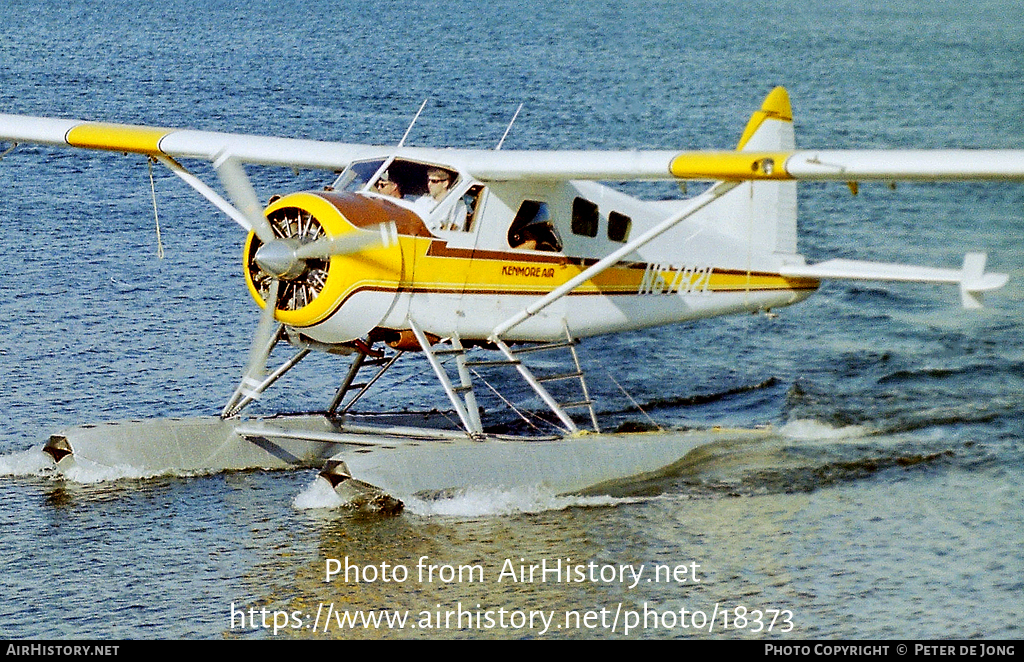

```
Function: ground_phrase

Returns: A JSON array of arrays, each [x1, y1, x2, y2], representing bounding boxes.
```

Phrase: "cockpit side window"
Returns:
[[508, 200, 562, 252]]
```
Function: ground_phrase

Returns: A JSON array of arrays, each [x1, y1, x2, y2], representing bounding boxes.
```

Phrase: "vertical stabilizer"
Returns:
[[726, 87, 799, 256]]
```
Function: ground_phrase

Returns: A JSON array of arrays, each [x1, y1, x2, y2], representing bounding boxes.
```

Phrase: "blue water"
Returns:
[[1, 0, 1022, 640]]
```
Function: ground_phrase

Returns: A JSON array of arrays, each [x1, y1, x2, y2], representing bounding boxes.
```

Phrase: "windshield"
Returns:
[[331, 159, 386, 192], [335, 159, 458, 201]]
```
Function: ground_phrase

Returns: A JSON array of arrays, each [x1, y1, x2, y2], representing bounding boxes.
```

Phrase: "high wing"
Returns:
[[3, 111, 1024, 183]]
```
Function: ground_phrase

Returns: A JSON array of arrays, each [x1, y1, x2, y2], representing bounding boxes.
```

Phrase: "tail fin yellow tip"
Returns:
[[737, 87, 792, 150]]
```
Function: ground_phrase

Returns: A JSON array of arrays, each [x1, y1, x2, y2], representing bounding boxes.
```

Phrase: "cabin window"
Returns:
[[508, 200, 562, 252], [461, 185, 486, 232], [608, 211, 632, 243], [571, 197, 599, 237]]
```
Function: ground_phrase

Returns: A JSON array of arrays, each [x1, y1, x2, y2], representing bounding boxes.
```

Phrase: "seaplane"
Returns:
[[1, 87, 1021, 512]]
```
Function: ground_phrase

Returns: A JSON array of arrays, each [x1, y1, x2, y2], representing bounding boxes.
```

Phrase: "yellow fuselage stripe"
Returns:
[[411, 244, 815, 295]]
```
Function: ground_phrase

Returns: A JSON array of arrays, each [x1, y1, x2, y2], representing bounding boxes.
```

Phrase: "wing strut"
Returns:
[[490, 180, 739, 340], [155, 155, 264, 236]]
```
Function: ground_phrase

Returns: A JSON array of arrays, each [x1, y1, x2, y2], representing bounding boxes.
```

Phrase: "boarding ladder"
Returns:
[[486, 325, 599, 435]]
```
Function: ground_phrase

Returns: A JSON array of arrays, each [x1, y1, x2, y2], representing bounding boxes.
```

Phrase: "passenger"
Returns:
[[510, 226, 537, 250], [374, 171, 403, 199], [511, 222, 561, 251], [508, 202, 561, 251]]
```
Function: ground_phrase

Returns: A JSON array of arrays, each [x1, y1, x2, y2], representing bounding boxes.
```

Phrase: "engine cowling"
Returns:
[[243, 191, 424, 343]]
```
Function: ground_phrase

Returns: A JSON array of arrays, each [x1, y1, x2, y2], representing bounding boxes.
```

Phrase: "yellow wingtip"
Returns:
[[65, 122, 170, 154]]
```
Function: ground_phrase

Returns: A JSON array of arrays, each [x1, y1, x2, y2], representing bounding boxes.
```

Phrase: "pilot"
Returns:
[[374, 171, 403, 199], [416, 168, 453, 211], [425, 168, 452, 201], [418, 168, 465, 231]]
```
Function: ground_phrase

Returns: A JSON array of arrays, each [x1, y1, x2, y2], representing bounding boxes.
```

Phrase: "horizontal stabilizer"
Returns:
[[780, 252, 1008, 309]]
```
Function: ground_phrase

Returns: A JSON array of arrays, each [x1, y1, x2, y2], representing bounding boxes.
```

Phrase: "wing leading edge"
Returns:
[[2, 104, 1024, 183]]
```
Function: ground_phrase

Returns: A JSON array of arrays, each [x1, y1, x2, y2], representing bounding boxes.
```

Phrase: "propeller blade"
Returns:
[[213, 151, 275, 244], [293, 222, 398, 260], [244, 278, 281, 380], [293, 234, 377, 260]]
